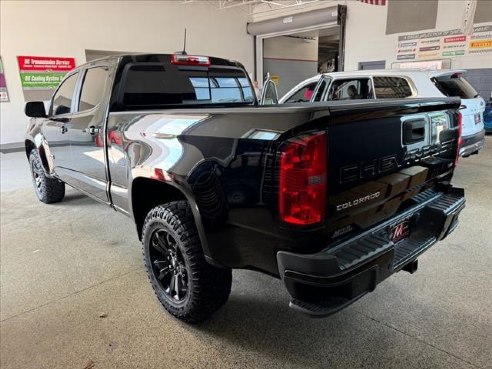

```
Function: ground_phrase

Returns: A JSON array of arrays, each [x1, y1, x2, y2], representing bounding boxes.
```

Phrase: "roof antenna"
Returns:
[[177, 28, 188, 55]]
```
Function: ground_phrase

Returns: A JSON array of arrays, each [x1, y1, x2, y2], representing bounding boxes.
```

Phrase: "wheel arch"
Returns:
[[25, 139, 36, 157], [130, 177, 212, 260], [25, 139, 50, 175]]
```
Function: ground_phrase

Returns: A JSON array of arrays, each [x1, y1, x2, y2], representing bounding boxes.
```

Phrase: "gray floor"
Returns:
[[1, 141, 491, 369]]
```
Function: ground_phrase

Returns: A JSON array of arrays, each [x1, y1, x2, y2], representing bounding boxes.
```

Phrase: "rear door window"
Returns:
[[326, 78, 372, 100], [78, 67, 110, 111], [284, 82, 317, 103], [373, 76, 413, 98], [432, 74, 478, 99]]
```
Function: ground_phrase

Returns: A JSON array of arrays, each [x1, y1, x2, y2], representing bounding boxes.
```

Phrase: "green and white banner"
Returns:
[[17, 55, 75, 101]]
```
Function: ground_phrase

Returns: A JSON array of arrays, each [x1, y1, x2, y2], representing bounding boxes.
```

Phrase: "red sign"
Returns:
[[17, 56, 75, 72], [444, 36, 466, 43]]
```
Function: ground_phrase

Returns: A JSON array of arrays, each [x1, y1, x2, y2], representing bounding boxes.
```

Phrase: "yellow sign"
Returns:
[[418, 52, 440, 59], [270, 75, 280, 85], [470, 39, 492, 49]]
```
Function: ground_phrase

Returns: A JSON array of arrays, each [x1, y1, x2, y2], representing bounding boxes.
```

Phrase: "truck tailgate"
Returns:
[[322, 100, 461, 240]]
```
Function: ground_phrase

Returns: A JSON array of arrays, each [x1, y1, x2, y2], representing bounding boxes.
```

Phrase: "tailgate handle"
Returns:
[[404, 120, 425, 144]]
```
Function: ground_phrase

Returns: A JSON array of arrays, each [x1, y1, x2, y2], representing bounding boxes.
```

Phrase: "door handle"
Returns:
[[84, 126, 101, 135], [59, 125, 68, 134]]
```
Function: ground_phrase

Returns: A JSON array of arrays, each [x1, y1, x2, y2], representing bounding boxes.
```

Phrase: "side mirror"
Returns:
[[25, 101, 47, 118]]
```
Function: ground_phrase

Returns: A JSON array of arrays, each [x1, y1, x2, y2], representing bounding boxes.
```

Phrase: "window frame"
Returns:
[[76, 65, 111, 114], [260, 79, 278, 105], [49, 71, 81, 117], [313, 76, 331, 102]]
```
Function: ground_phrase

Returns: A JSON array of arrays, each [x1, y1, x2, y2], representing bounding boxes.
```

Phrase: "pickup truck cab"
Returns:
[[280, 69, 485, 157], [25, 54, 465, 323]]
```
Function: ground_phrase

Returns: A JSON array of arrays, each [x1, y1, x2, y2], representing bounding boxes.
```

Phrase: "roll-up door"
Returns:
[[247, 7, 339, 36]]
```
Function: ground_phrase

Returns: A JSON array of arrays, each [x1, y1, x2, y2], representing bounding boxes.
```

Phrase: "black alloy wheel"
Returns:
[[142, 201, 232, 323], [149, 229, 189, 303]]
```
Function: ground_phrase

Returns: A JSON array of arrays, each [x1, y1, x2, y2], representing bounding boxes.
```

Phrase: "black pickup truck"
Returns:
[[25, 53, 465, 323]]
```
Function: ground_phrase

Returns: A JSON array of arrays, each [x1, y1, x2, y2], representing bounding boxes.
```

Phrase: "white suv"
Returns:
[[279, 70, 486, 157]]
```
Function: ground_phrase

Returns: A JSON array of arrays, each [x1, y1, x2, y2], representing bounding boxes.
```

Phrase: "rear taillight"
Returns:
[[455, 112, 463, 165], [279, 132, 327, 226]]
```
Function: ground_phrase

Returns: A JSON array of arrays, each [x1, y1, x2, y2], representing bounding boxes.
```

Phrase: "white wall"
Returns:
[[344, 0, 492, 71], [0, 1, 253, 145], [250, 0, 491, 72]]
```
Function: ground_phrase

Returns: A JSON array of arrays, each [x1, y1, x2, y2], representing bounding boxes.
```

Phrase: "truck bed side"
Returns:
[[106, 98, 461, 275]]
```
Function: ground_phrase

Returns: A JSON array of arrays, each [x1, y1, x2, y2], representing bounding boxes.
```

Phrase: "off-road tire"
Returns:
[[29, 150, 65, 204], [142, 201, 232, 323]]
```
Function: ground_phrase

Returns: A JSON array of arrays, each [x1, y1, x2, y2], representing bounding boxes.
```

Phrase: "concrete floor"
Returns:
[[1, 141, 491, 369]]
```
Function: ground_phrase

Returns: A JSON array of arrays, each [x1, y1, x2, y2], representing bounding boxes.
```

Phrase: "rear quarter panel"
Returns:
[[107, 99, 460, 276]]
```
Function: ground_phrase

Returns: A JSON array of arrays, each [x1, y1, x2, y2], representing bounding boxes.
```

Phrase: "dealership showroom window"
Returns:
[[0, 1, 491, 368]]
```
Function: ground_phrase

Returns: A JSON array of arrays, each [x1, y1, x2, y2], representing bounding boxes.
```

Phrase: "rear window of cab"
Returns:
[[120, 65, 254, 108], [111, 55, 255, 111]]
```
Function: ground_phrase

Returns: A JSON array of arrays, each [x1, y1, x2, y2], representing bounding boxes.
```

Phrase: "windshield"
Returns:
[[115, 62, 255, 110], [433, 74, 478, 99], [284, 81, 317, 103]]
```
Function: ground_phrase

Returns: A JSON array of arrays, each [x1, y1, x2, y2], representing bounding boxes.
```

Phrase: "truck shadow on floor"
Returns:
[[184, 269, 473, 369], [57, 189, 100, 206], [189, 293, 396, 368]]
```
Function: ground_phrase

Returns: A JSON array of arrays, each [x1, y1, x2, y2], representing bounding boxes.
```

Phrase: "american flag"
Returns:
[[357, 0, 387, 5]]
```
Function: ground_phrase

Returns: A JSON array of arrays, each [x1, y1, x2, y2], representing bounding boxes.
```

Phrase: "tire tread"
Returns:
[[142, 201, 231, 323], [29, 150, 65, 204]]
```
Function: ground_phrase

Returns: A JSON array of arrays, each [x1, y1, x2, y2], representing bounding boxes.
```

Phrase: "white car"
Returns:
[[279, 69, 485, 157]]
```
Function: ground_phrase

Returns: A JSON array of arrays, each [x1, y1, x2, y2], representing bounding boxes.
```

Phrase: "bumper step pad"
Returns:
[[334, 234, 390, 270], [279, 187, 465, 317], [329, 188, 465, 272], [393, 234, 435, 270]]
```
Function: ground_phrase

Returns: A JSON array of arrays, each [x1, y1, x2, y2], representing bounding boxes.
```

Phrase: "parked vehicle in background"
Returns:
[[279, 69, 485, 156], [25, 53, 465, 323], [484, 93, 492, 133], [432, 72, 486, 156]]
